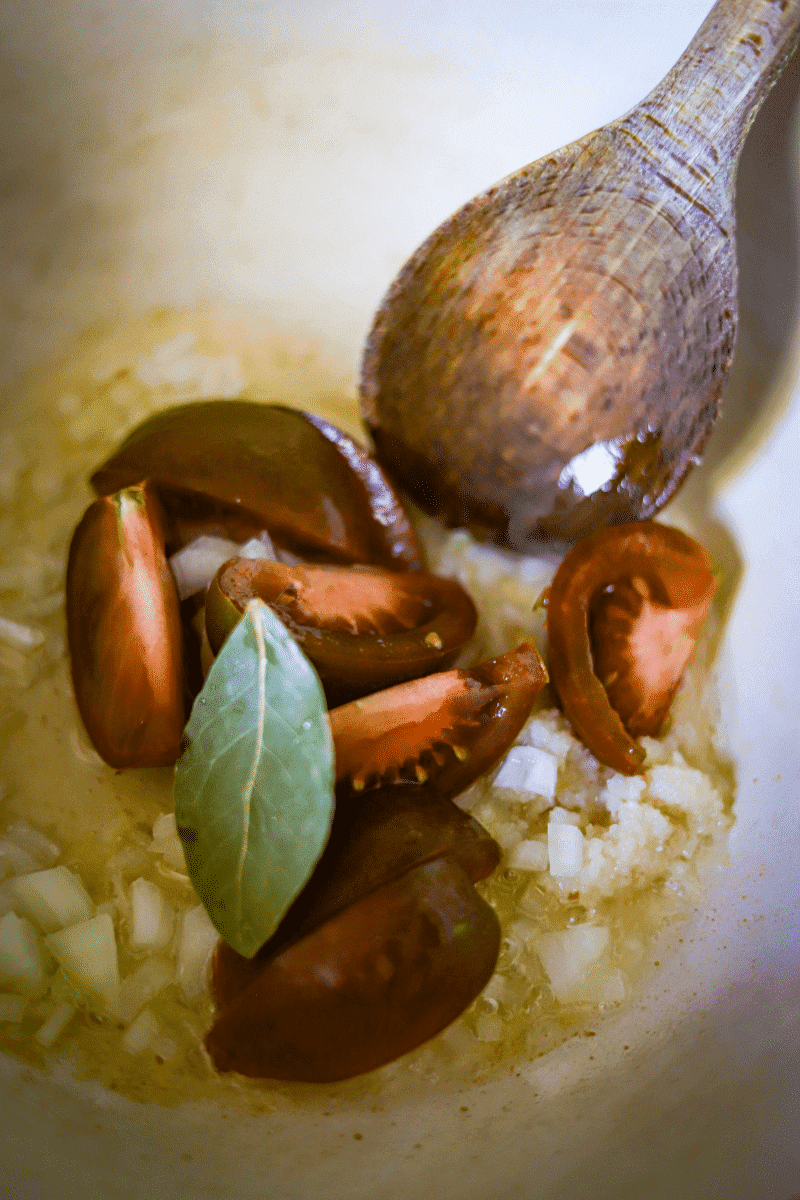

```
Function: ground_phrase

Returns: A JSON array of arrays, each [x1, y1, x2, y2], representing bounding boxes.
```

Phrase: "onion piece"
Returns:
[[9, 866, 94, 932], [547, 822, 585, 878], [0, 839, 39, 879], [536, 925, 610, 1003], [0, 911, 46, 997], [44, 913, 119, 1007], [169, 535, 243, 600], [35, 1002, 75, 1047], [0, 616, 45, 653], [128, 878, 174, 950], [150, 813, 187, 872], [506, 839, 549, 872], [111, 956, 173, 1024], [177, 905, 218, 1001], [122, 1007, 161, 1055], [169, 531, 276, 601], [3, 821, 60, 866], [493, 745, 558, 800]]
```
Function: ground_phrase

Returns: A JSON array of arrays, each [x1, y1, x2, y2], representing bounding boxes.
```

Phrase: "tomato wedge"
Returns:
[[205, 857, 500, 1082], [66, 481, 185, 767], [212, 780, 500, 1009], [546, 521, 716, 774], [204, 558, 478, 702], [90, 401, 422, 570], [329, 641, 548, 799]]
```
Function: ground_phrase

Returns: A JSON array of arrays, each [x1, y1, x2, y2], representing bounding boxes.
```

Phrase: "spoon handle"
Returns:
[[618, 0, 800, 196]]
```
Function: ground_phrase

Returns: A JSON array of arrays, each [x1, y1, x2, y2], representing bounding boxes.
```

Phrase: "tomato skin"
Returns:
[[206, 857, 500, 1082], [66, 482, 185, 768], [212, 780, 500, 1009], [329, 641, 548, 799], [205, 558, 478, 703], [546, 521, 716, 774], [90, 401, 422, 571]]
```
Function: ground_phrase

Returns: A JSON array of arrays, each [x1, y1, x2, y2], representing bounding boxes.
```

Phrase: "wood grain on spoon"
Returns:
[[361, 0, 800, 548]]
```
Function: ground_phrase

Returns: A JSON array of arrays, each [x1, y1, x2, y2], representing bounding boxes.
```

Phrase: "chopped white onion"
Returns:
[[4, 821, 60, 866], [9, 866, 94, 932], [536, 925, 610, 1003], [0, 615, 45, 652], [547, 822, 585, 878], [151, 1034, 178, 1062], [45, 913, 119, 1007], [35, 1002, 75, 1047], [506, 839, 549, 872], [548, 807, 582, 825], [128, 878, 174, 950], [0, 839, 39, 879], [111, 957, 173, 1024], [493, 745, 558, 800], [237, 531, 276, 560], [151, 812, 187, 872], [0, 992, 27, 1022], [0, 911, 45, 996], [169, 535, 242, 600], [177, 906, 218, 1001], [122, 1007, 161, 1055], [481, 973, 507, 1005]]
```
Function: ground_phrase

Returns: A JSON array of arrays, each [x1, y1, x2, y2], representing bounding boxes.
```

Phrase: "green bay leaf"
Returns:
[[174, 598, 334, 958]]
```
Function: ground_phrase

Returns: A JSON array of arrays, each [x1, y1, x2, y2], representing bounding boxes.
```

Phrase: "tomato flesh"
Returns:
[[329, 641, 548, 799], [212, 780, 500, 1008], [66, 481, 185, 767], [546, 521, 716, 773], [206, 857, 500, 1082], [205, 558, 477, 703], [90, 401, 422, 570]]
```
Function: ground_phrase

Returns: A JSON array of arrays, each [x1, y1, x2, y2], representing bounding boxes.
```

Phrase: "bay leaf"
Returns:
[[174, 598, 334, 958]]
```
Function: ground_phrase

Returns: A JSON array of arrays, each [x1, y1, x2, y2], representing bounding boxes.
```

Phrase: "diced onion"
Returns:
[[4, 821, 60, 866], [169, 535, 243, 600], [169, 529, 275, 602], [151, 1034, 178, 1062], [122, 1007, 161, 1055], [0, 615, 45, 652], [128, 878, 174, 950], [536, 925, 610, 1003], [151, 813, 187, 872], [0, 839, 40, 879], [547, 822, 585, 878], [506, 839, 549, 872], [0, 911, 45, 996], [35, 1002, 75, 1047], [9, 866, 94, 932], [493, 745, 558, 800], [237, 532, 276, 560], [45, 913, 119, 1007], [177, 906, 218, 1001], [111, 956, 173, 1024]]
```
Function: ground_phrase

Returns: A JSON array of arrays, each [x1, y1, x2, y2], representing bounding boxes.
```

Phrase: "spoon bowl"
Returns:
[[361, 0, 800, 547]]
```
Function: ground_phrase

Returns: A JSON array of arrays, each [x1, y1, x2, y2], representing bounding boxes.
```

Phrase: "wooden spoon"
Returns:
[[360, 0, 800, 548]]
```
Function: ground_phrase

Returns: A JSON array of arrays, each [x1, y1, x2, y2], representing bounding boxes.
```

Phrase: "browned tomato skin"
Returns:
[[206, 858, 501, 1083], [90, 401, 422, 570], [212, 781, 500, 1009], [205, 558, 478, 703], [66, 482, 185, 768], [330, 641, 548, 800], [546, 520, 716, 775]]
